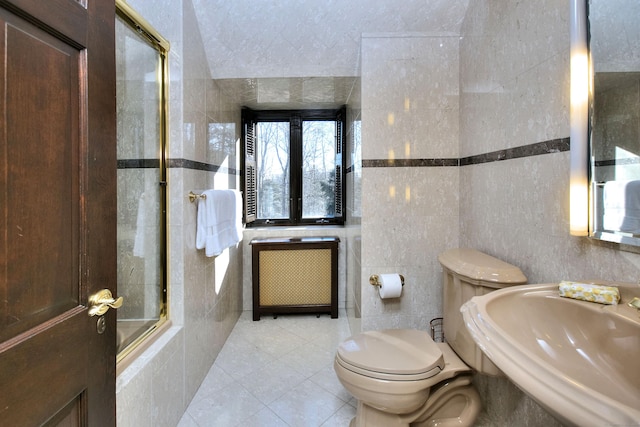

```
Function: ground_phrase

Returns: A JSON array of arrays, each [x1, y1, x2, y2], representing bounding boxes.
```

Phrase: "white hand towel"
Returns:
[[218, 190, 243, 253], [196, 189, 243, 257], [233, 190, 243, 243]]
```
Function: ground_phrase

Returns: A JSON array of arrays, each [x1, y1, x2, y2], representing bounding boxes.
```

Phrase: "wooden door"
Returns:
[[0, 0, 117, 425]]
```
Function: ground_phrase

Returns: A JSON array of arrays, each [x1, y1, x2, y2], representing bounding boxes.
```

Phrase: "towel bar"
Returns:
[[188, 191, 206, 203], [189, 189, 243, 203]]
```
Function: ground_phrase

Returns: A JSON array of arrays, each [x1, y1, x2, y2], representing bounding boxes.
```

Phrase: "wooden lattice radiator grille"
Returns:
[[250, 237, 339, 320], [259, 249, 332, 306]]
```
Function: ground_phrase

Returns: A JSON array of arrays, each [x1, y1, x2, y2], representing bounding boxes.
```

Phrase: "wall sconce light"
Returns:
[[569, 0, 589, 236]]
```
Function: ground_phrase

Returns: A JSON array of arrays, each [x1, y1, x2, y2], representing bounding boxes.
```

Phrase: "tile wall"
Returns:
[[115, 1, 243, 426], [360, 33, 461, 332], [459, 0, 640, 291], [344, 79, 363, 334], [357, 1, 640, 424], [112, 1, 640, 426], [459, 1, 640, 425]]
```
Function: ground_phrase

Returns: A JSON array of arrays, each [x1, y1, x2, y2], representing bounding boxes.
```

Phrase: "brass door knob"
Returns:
[[88, 289, 124, 317]]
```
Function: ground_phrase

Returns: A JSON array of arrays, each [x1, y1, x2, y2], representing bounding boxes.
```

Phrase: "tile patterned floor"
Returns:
[[177, 310, 356, 427]]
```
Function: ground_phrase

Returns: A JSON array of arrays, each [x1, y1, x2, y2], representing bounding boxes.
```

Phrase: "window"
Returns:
[[242, 108, 345, 226]]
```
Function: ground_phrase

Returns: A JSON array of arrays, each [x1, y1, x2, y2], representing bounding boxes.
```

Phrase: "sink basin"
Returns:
[[461, 282, 640, 427]]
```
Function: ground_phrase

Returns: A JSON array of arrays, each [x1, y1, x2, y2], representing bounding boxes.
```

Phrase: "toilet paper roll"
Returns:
[[378, 273, 403, 299]]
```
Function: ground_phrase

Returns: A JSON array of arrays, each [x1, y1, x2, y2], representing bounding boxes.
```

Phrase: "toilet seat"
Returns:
[[336, 329, 444, 381]]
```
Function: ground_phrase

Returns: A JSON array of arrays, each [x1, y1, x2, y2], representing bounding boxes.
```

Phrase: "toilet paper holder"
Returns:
[[369, 274, 404, 287]]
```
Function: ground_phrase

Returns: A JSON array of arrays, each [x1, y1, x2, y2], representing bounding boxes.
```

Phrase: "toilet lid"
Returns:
[[336, 329, 444, 378]]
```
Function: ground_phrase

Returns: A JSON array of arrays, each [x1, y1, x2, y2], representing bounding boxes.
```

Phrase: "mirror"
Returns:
[[588, 0, 640, 245]]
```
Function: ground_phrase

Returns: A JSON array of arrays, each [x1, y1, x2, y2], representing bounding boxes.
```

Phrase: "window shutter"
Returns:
[[242, 109, 257, 223], [334, 107, 345, 218]]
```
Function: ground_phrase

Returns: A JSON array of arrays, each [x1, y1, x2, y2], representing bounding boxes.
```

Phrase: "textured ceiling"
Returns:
[[193, 0, 470, 79], [192, 0, 470, 108]]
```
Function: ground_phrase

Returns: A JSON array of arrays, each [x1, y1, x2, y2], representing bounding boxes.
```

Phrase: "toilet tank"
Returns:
[[438, 248, 527, 376]]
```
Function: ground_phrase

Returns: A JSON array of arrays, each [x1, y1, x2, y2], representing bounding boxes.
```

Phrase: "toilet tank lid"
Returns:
[[438, 248, 527, 285]]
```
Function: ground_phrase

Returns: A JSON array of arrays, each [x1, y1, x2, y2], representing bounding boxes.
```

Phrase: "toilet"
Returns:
[[334, 248, 527, 427]]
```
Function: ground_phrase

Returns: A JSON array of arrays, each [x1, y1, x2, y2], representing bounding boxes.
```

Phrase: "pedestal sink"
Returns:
[[461, 282, 640, 427]]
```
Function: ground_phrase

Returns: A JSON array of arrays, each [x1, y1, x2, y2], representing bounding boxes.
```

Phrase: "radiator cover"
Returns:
[[250, 237, 339, 321]]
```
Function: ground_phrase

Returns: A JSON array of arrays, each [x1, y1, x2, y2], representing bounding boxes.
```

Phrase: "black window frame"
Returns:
[[241, 106, 346, 227]]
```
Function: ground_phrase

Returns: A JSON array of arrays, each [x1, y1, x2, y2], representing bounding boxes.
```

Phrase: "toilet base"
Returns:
[[349, 375, 481, 427]]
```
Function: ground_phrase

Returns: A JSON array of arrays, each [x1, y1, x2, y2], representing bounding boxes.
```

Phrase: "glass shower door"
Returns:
[[115, 4, 168, 360]]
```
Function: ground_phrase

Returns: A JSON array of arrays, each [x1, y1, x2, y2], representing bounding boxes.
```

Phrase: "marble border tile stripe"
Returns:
[[362, 158, 459, 167], [117, 159, 160, 168], [121, 139, 570, 173], [359, 137, 570, 169], [117, 158, 239, 175], [595, 157, 640, 167], [459, 137, 570, 166], [166, 158, 239, 175]]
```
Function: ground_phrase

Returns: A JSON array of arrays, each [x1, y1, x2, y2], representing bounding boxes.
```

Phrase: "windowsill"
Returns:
[[246, 224, 345, 231]]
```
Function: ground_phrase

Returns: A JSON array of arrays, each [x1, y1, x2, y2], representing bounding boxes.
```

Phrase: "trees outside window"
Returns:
[[242, 108, 345, 226]]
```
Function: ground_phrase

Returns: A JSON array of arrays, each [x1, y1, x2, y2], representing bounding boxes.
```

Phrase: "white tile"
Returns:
[[178, 310, 354, 427], [309, 365, 353, 403], [237, 358, 308, 405], [213, 335, 277, 380], [279, 341, 337, 378], [190, 364, 236, 404], [320, 402, 357, 427], [176, 412, 199, 427], [267, 380, 347, 427], [235, 323, 308, 358], [185, 382, 265, 427], [237, 407, 289, 427]]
